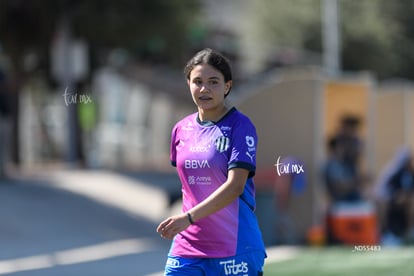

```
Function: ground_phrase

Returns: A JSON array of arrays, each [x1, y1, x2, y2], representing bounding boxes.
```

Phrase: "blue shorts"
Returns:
[[164, 251, 265, 276]]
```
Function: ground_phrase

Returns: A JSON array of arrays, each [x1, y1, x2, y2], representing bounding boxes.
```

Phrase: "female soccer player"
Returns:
[[157, 48, 266, 276]]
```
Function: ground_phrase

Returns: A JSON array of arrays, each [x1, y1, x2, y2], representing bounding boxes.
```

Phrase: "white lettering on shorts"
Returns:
[[166, 257, 180, 268], [219, 259, 249, 275]]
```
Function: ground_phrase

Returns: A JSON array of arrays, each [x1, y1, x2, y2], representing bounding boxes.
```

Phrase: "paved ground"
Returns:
[[0, 167, 293, 276]]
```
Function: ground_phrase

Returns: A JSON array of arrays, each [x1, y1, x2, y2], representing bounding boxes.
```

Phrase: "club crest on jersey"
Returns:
[[215, 136, 230, 153]]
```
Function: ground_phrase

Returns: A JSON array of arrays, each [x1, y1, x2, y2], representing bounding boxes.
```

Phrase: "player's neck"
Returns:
[[198, 105, 229, 123]]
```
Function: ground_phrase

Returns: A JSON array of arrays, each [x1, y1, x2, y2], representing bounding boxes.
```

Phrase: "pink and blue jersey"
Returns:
[[169, 107, 265, 258]]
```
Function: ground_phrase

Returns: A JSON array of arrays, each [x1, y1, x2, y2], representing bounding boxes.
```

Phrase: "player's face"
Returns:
[[187, 64, 231, 113]]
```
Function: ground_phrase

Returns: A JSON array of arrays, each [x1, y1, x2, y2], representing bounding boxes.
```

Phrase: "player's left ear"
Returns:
[[224, 81, 232, 97]]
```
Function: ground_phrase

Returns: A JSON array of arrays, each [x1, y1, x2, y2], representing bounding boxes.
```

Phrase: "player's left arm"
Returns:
[[188, 167, 248, 221], [156, 168, 248, 240]]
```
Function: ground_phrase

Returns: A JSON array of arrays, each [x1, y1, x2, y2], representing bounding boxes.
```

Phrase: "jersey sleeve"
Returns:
[[170, 124, 178, 167], [228, 118, 257, 178]]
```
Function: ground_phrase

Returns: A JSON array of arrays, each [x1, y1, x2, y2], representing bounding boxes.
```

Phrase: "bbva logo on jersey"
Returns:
[[185, 159, 210, 169], [215, 136, 230, 153]]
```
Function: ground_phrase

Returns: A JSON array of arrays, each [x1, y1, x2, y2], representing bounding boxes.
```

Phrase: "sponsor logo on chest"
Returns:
[[189, 145, 209, 152], [184, 159, 211, 169]]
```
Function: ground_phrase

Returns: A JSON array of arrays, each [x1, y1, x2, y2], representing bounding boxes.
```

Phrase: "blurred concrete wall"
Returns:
[[323, 74, 376, 191], [236, 67, 325, 243], [18, 66, 195, 170], [92, 67, 194, 170], [374, 83, 414, 176], [235, 67, 376, 244]]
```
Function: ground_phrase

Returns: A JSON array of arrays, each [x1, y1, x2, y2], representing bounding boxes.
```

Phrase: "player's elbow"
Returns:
[[227, 168, 249, 197], [232, 181, 246, 197], [223, 180, 245, 200]]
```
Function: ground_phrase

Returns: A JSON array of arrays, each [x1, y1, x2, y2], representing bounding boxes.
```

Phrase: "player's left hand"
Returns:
[[156, 213, 191, 240]]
